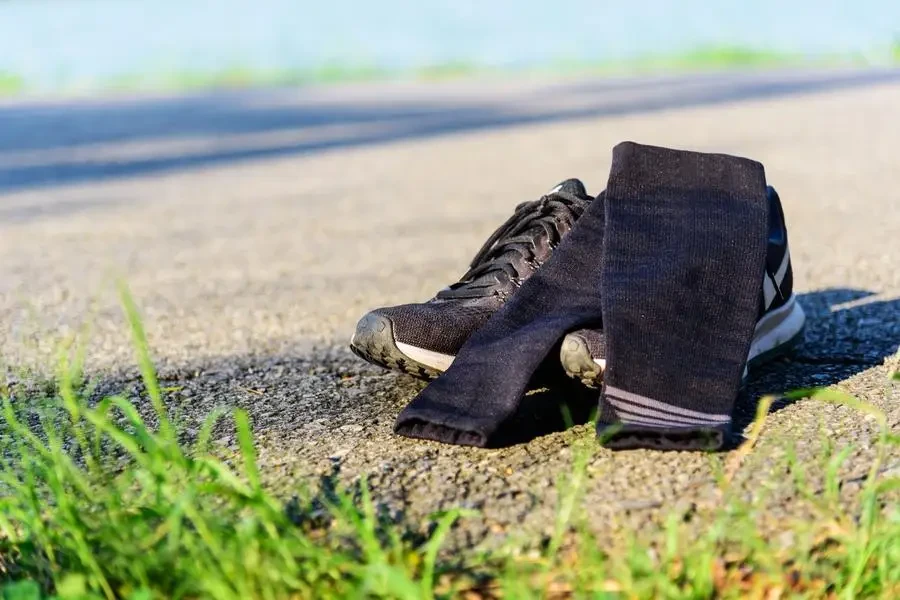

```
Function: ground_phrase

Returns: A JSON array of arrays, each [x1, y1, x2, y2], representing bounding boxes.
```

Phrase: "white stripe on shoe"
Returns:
[[763, 271, 779, 309], [774, 243, 791, 287], [748, 294, 806, 363], [395, 342, 455, 372]]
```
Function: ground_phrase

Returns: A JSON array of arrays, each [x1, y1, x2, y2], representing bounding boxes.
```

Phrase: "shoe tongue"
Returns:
[[547, 178, 588, 198]]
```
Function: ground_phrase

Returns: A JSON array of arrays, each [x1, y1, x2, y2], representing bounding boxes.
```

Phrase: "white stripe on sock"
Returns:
[[613, 406, 697, 428], [607, 398, 716, 426], [604, 386, 731, 423]]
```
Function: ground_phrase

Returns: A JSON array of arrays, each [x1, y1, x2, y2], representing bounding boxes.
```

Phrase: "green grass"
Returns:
[[106, 63, 391, 93], [0, 71, 24, 95], [4, 41, 900, 97], [623, 45, 802, 71], [0, 286, 898, 598], [545, 45, 803, 77]]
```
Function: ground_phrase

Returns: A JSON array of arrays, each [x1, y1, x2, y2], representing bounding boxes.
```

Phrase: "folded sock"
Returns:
[[394, 192, 608, 447], [598, 142, 769, 450]]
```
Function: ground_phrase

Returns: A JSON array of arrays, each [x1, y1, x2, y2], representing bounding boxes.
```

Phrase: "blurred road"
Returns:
[[1, 69, 898, 546]]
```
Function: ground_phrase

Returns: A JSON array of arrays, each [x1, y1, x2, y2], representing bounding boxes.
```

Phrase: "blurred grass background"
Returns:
[[0, 0, 898, 96]]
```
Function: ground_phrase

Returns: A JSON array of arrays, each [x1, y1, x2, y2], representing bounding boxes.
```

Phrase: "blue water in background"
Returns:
[[2, 0, 898, 91]]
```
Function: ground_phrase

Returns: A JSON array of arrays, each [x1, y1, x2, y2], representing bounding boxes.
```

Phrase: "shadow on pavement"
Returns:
[[2, 69, 899, 194], [8, 289, 894, 453], [733, 287, 900, 431]]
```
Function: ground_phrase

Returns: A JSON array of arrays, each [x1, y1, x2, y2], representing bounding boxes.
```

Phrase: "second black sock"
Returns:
[[598, 142, 769, 450]]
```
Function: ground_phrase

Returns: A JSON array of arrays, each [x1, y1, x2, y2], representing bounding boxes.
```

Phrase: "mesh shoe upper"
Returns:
[[376, 179, 593, 354], [373, 296, 501, 356], [568, 327, 607, 358], [569, 185, 792, 363]]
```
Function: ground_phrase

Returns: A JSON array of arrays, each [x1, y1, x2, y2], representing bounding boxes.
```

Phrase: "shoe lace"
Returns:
[[436, 190, 588, 300]]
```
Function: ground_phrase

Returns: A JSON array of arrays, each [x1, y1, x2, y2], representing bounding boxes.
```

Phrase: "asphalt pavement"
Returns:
[[1, 68, 898, 548]]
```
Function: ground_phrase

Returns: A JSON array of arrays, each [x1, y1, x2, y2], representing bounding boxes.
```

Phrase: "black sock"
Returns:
[[597, 142, 768, 450], [394, 192, 608, 447]]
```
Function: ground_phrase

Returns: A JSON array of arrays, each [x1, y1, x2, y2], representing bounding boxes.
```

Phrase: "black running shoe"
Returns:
[[560, 185, 806, 388], [351, 180, 594, 379]]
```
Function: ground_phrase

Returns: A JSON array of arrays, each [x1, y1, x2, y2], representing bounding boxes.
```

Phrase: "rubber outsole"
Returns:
[[559, 333, 605, 389], [349, 312, 442, 380]]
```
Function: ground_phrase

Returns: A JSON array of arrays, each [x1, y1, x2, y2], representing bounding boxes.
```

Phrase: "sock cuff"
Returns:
[[608, 141, 767, 202], [597, 386, 733, 451]]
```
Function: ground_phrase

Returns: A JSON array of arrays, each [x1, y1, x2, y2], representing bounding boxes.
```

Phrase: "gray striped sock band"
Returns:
[[603, 385, 731, 428]]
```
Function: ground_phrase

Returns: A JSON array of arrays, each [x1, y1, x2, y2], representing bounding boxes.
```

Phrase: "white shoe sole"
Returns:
[[747, 294, 806, 366]]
